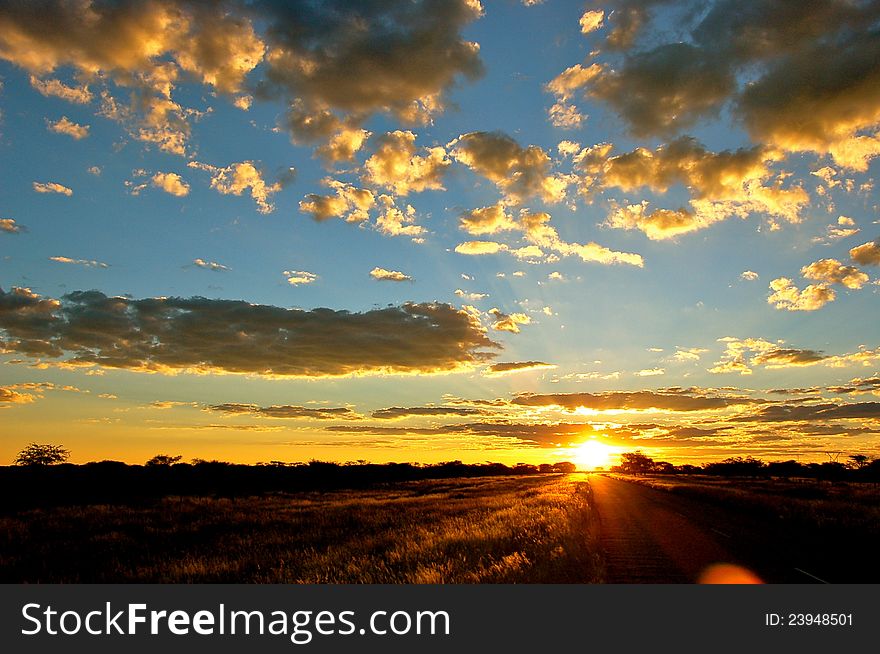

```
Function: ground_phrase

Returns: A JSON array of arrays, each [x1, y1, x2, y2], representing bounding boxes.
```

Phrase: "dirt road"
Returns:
[[589, 475, 836, 583]]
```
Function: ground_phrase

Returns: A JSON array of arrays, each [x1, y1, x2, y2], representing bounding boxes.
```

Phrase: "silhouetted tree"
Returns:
[[552, 461, 577, 473], [848, 454, 870, 470], [145, 454, 183, 466], [705, 456, 765, 477], [766, 460, 805, 478], [617, 451, 655, 474], [13, 443, 70, 466]]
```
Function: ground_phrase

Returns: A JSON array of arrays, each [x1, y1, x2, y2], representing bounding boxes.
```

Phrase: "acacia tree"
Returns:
[[618, 451, 656, 474], [14, 443, 70, 466], [145, 454, 183, 466]]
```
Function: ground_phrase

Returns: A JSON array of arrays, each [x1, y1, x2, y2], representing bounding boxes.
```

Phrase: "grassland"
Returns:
[[0, 474, 602, 583], [610, 473, 880, 533]]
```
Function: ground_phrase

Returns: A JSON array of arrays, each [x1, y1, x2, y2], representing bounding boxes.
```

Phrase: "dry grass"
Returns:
[[0, 474, 602, 583], [611, 473, 880, 533]]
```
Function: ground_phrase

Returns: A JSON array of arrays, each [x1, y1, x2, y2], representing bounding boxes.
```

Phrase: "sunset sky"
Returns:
[[1, 0, 879, 467]]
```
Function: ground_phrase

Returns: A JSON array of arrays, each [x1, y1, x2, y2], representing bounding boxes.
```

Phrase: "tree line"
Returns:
[[612, 451, 880, 481], [2, 443, 578, 512]]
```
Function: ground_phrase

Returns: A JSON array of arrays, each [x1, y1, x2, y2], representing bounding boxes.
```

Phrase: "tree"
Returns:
[[617, 451, 655, 474], [14, 443, 70, 466], [848, 454, 870, 470], [145, 454, 183, 466]]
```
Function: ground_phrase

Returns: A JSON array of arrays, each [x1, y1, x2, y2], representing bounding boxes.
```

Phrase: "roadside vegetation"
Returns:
[[0, 475, 602, 584]]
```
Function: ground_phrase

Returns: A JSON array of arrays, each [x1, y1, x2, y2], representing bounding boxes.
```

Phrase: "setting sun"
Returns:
[[573, 440, 616, 471]]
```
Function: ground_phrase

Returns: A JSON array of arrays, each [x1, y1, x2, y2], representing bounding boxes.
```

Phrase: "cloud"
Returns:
[[29, 76, 92, 104], [0, 287, 499, 377], [299, 179, 375, 223], [151, 172, 190, 197], [455, 241, 507, 256], [449, 131, 570, 204], [752, 348, 828, 367], [0, 386, 36, 405], [519, 210, 644, 266], [734, 402, 880, 423], [371, 405, 489, 420], [282, 100, 371, 163], [49, 256, 108, 268], [370, 267, 412, 282], [4, 1, 486, 158], [670, 347, 709, 362], [512, 389, 759, 412], [587, 43, 734, 137], [0, 218, 24, 234], [850, 239, 880, 266], [709, 337, 879, 375], [488, 308, 531, 333], [326, 421, 597, 446], [363, 131, 449, 196], [828, 376, 880, 396], [33, 181, 72, 196], [579, 10, 605, 34], [801, 259, 869, 290], [208, 403, 360, 420], [767, 277, 835, 312], [547, 101, 586, 129], [454, 289, 488, 301], [815, 216, 860, 243], [635, 368, 665, 377], [546, 63, 602, 102], [459, 203, 518, 236], [375, 196, 426, 239], [47, 116, 89, 139], [257, 0, 483, 121], [484, 361, 556, 377], [188, 161, 283, 214], [740, 271, 759, 281], [1, 1, 266, 155], [574, 0, 880, 168], [193, 258, 229, 272], [589, 138, 808, 238], [283, 270, 318, 286]]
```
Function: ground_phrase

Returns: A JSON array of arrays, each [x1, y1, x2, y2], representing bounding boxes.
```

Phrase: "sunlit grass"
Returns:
[[0, 474, 602, 583]]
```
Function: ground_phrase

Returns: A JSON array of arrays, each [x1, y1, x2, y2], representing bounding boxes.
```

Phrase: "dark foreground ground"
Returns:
[[2, 469, 877, 583], [591, 474, 880, 583]]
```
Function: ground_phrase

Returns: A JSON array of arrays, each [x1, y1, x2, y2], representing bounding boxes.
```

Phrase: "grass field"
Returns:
[[610, 473, 880, 534], [0, 474, 602, 583]]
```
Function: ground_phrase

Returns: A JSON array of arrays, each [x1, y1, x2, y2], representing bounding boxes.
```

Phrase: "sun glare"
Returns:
[[573, 440, 616, 471]]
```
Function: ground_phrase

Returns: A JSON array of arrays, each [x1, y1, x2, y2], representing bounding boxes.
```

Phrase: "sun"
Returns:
[[573, 440, 615, 471]]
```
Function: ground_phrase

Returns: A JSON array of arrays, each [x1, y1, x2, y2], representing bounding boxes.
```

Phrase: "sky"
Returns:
[[1, 0, 879, 468]]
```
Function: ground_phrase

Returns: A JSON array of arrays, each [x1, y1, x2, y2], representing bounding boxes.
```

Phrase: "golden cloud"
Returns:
[[0, 287, 499, 377], [850, 239, 880, 266], [47, 116, 89, 139], [767, 277, 835, 312], [363, 130, 449, 196], [208, 403, 361, 420], [0, 218, 24, 234], [33, 181, 72, 196], [299, 179, 375, 223], [801, 258, 869, 290], [189, 161, 284, 214], [449, 131, 570, 204], [151, 172, 189, 197], [484, 361, 557, 377], [370, 267, 413, 282], [488, 308, 531, 333]]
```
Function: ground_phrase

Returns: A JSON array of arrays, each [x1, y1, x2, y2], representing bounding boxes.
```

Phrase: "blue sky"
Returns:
[[1, 0, 879, 467]]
